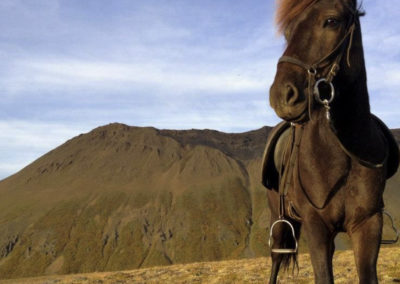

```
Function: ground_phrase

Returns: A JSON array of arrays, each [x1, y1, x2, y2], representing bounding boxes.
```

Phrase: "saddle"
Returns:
[[261, 115, 400, 190]]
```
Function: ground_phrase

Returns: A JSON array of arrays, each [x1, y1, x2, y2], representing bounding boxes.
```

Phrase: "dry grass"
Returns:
[[1, 247, 399, 283]]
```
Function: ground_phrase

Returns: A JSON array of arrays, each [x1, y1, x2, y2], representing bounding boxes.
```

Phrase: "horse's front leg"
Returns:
[[303, 217, 335, 284], [268, 222, 285, 284], [349, 212, 382, 284]]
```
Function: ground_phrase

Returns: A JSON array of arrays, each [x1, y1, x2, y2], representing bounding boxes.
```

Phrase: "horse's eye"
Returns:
[[324, 18, 340, 28]]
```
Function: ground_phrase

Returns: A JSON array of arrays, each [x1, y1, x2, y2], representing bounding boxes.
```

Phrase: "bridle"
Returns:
[[278, 14, 357, 122]]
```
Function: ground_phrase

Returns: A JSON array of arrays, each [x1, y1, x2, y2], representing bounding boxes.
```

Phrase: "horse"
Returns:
[[261, 0, 400, 283]]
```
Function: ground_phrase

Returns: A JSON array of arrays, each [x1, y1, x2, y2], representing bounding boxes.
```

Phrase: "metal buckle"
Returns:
[[308, 67, 317, 76], [268, 218, 298, 254], [381, 210, 399, 245], [314, 78, 335, 105], [329, 63, 340, 77]]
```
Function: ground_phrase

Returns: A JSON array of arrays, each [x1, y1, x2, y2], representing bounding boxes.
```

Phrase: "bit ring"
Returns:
[[314, 78, 335, 105]]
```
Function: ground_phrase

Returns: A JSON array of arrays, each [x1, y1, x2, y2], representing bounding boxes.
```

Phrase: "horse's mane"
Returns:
[[275, 0, 318, 34]]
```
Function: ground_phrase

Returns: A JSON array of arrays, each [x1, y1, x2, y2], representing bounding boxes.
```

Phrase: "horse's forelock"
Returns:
[[275, 0, 317, 34]]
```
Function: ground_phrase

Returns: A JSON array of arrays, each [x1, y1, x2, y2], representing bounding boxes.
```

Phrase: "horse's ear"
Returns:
[[356, 1, 366, 17], [346, 0, 357, 11], [352, 0, 366, 16]]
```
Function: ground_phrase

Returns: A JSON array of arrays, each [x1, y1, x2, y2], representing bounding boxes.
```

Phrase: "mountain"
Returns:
[[0, 124, 398, 279]]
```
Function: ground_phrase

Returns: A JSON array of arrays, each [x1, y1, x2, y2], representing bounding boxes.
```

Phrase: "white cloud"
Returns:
[[3, 58, 273, 96]]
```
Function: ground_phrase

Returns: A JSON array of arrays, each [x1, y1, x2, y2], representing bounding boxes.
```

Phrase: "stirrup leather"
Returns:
[[381, 210, 399, 245], [269, 218, 298, 254]]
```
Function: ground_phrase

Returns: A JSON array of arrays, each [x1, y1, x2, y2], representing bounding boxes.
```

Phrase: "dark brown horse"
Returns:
[[262, 0, 399, 283]]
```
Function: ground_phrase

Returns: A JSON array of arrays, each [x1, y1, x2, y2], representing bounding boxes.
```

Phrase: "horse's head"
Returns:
[[269, 0, 362, 123]]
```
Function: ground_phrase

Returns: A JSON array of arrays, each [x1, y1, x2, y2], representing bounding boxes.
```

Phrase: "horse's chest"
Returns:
[[290, 127, 350, 210]]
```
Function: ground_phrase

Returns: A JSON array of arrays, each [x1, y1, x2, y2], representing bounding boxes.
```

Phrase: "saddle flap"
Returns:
[[261, 121, 291, 190], [372, 115, 399, 179]]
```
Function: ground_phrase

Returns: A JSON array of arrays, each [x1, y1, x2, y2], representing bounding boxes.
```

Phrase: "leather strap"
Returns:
[[278, 56, 315, 72], [278, 124, 304, 217]]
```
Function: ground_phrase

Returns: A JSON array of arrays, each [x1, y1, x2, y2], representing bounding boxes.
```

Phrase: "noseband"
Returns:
[[278, 20, 356, 121]]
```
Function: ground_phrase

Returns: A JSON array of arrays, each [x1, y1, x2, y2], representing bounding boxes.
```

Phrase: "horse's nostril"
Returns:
[[284, 83, 299, 105], [286, 85, 295, 101]]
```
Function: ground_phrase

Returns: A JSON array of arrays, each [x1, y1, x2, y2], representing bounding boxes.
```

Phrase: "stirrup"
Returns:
[[268, 218, 298, 254], [381, 210, 399, 245]]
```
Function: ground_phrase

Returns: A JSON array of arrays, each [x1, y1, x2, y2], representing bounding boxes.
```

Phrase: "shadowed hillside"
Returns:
[[0, 124, 399, 279]]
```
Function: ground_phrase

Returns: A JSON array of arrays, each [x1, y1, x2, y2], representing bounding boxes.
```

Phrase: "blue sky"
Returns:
[[1, 0, 399, 179]]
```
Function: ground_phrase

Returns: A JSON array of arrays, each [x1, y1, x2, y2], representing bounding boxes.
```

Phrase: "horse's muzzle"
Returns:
[[269, 82, 308, 123]]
